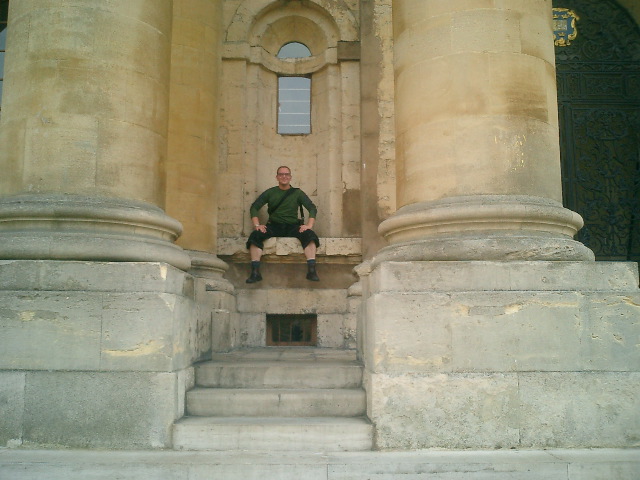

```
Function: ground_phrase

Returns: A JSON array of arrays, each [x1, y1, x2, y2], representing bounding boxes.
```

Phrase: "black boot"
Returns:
[[306, 260, 319, 281], [246, 262, 262, 283]]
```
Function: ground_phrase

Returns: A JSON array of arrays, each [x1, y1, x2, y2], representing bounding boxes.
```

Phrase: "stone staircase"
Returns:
[[172, 347, 373, 451]]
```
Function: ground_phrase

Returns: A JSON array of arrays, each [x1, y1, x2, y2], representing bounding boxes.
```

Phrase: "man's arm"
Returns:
[[250, 189, 271, 233], [298, 190, 317, 232], [252, 216, 266, 233]]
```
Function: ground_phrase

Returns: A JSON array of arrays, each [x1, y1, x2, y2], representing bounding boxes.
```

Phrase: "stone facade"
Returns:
[[0, 0, 638, 459]]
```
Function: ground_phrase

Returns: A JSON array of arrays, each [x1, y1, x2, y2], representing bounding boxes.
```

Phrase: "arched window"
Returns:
[[277, 42, 312, 135], [0, 0, 8, 111], [277, 42, 311, 59]]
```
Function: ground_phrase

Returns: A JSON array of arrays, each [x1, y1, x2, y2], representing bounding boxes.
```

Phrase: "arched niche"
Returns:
[[217, 0, 362, 263]]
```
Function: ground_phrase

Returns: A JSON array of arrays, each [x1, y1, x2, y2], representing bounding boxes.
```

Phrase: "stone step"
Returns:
[[194, 361, 363, 389], [186, 387, 366, 417], [172, 416, 374, 452]]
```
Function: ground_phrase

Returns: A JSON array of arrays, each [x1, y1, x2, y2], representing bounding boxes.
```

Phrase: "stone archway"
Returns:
[[555, 0, 640, 261]]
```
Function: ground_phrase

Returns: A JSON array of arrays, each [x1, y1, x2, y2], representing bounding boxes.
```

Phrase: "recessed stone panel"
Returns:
[[0, 372, 26, 447]]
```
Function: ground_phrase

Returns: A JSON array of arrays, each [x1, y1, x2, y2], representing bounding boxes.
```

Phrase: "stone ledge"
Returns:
[[236, 288, 349, 314], [0, 260, 191, 294], [0, 448, 638, 480], [218, 237, 362, 257], [369, 261, 640, 293]]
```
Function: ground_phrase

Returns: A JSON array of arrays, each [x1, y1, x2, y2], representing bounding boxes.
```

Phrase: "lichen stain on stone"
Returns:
[[103, 340, 164, 357]]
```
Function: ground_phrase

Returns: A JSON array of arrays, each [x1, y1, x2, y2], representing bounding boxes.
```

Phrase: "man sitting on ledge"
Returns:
[[245, 165, 320, 283]]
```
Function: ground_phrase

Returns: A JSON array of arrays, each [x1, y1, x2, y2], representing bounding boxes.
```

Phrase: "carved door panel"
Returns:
[[555, 0, 640, 261]]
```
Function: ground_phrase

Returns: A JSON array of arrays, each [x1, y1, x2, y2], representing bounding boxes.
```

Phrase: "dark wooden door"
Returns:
[[555, 0, 640, 261]]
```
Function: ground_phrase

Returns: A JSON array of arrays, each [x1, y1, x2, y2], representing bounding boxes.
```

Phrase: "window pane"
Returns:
[[278, 76, 310, 135], [277, 42, 311, 59], [280, 101, 309, 115], [0, 52, 4, 78], [278, 124, 310, 135], [0, 28, 6, 50]]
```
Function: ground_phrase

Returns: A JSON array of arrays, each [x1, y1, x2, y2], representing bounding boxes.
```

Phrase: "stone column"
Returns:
[[0, 1, 200, 449], [166, 0, 226, 275], [376, 0, 593, 262], [0, 0, 190, 270], [166, 0, 236, 353], [362, 1, 640, 452]]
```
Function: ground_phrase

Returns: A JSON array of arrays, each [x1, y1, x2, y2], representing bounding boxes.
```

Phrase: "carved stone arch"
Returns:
[[226, 0, 358, 44], [249, 7, 339, 54]]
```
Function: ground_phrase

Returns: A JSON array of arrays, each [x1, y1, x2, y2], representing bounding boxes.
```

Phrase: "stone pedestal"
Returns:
[[362, 261, 640, 449], [0, 261, 203, 449]]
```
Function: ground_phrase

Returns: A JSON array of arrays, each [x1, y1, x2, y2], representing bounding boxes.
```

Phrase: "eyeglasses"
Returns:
[[277, 173, 291, 177]]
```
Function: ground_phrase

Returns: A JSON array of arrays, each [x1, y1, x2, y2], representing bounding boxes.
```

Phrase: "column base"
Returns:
[[377, 195, 594, 262], [0, 194, 191, 270]]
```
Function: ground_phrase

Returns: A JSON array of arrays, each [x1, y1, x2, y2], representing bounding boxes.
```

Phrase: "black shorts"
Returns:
[[246, 222, 320, 250]]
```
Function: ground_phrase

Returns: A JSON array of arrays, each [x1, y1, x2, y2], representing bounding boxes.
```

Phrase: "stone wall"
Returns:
[[363, 261, 640, 449]]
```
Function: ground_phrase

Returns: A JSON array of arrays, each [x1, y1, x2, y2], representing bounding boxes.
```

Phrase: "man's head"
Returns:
[[276, 166, 292, 188]]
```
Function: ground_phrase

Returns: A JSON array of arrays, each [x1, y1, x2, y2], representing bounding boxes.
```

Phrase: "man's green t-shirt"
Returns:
[[249, 186, 317, 225]]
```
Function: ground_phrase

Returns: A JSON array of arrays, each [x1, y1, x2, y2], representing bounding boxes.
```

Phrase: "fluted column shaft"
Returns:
[[0, 0, 190, 269], [377, 0, 593, 262]]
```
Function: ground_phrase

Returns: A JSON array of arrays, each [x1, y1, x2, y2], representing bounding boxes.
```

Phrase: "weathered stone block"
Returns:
[[0, 261, 189, 294], [99, 293, 195, 371], [22, 371, 183, 449], [236, 288, 348, 314], [237, 313, 266, 347], [317, 313, 346, 348], [368, 261, 640, 293], [363, 260, 640, 449], [519, 372, 640, 448], [0, 372, 26, 447], [211, 309, 233, 352], [0, 261, 206, 448], [368, 371, 521, 449], [0, 261, 201, 372], [579, 293, 640, 371], [0, 292, 104, 370]]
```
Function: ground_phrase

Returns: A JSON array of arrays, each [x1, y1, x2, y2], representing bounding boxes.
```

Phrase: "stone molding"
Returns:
[[186, 250, 235, 293], [226, 0, 358, 44], [0, 194, 191, 270], [376, 195, 594, 262], [218, 236, 361, 259]]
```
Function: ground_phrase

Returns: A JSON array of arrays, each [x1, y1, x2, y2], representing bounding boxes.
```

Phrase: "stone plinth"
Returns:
[[0, 260, 208, 449], [362, 261, 640, 449]]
